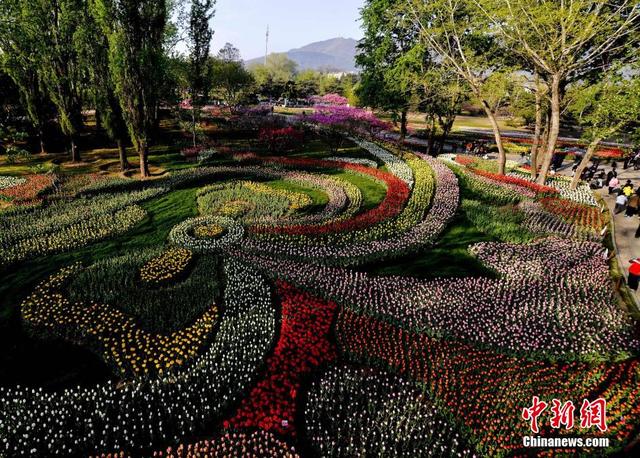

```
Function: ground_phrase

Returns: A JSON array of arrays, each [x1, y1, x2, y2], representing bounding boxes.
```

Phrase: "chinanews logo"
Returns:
[[522, 396, 610, 449]]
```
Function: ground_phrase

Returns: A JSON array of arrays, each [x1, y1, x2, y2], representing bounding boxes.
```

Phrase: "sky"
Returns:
[[208, 0, 365, 60]]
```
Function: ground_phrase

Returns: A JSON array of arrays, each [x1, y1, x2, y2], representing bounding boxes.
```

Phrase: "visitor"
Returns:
[[615, 192, 628, 214], [605, 170, 615, 186], [623, 180, 634, 197], [571, 163, 579, 177], [609, 175, 620, 194], [628, 258, 640, 291], [626, 190, 640, 217]]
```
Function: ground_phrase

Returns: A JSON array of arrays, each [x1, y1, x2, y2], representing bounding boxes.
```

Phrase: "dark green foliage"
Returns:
[[68, 249, 222, 334]]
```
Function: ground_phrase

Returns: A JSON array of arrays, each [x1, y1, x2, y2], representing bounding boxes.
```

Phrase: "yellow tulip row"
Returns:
[[22, 264, 219, 379], [139, 247, 194, 286], [193, 224, 226, 239]]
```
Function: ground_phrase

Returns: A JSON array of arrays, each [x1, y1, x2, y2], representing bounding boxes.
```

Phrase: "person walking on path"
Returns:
[[615, 192, 628, 214], [628, 258, 640, 291], [627, 189, 640, 217]]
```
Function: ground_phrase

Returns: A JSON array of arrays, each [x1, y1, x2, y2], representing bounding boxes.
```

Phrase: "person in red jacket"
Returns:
[[628, 258, 640, 290]]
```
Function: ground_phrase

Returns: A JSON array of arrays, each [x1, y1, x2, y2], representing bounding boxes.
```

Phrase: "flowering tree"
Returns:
[[309, 93, 349, 106], [299, 106, 390, 152]]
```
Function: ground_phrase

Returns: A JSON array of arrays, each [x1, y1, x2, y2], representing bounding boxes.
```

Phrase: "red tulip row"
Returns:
[[336, 308, 640, 456], [540, 197, 606, 232], [470, 168, 559, 196], [251, 156, 410, 236], [226, 281, 338, 436], [0, 174, 53, 204]]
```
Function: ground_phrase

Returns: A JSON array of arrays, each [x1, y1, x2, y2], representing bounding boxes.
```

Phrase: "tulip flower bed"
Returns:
[[68, 249, 222, 333], [158, 431, 300, 458], [0, 204, 147, 266], [0, 173, 53, 203], [540, 196, 606, 231], [325, 155, 378, 169], [139, 248, 194, 286], [240, 236, 639, 360], [305, 364, 475, 457], [509, 170, 598, 206], [227, 281, 337, 436], [0, 187, 165, 266], [0, 175, 26, 190], [472, 168, 558, 196], [2, 126, 639, 457], [2, 259, 277, 456], [22, 263, 219, 378], [336, 308, 640, 456]]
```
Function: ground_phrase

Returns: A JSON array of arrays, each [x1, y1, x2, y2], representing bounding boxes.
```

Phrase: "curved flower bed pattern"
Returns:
[[1, 259, 276, 456], [337, 309, 640, 456], [228, 281, 337, 436]]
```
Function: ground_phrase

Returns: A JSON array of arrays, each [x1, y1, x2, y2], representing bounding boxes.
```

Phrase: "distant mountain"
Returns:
[[246, 37, 358, 73]]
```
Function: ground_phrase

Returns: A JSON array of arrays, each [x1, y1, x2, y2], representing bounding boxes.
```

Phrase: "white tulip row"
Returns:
[[326, 156, 379, 169], [305, 365, 476, 457], [351, 137, 414, 188]]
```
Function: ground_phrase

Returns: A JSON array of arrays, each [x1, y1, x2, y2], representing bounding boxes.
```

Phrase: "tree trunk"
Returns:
[[95, 109, 102, 131], [570, 137, 604, 190], [536, 74, 563, 185], [38, 128, 47, 155], [117, 138, 131, 171], [139, 140, 150, 178], [399, 109, 408, 144], [437, 117, 455, 155], [531, 72, 543, 180], [481, 102, 506, 175], [70, 135, 81, 162], [192, 107, 197, 148]]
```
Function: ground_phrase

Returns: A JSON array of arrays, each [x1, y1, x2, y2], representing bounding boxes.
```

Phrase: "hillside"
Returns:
[[246, 37, 358, 72]]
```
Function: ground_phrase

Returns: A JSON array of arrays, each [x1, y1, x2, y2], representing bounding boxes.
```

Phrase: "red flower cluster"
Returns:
[[259, 127, 304, 153], [540, 197, 605, 231], [180, 146, 204, 159], [596, 149, 624, 159], [337, 308, 640, 455], [227, 281, 338, 436], [252, 156, 410, 236], [471, 168, 558, 196], [454, 155, 477, 167], [0, 174, 52, 204]]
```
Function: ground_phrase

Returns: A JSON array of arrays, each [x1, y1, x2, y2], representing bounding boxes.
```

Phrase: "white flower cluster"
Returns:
[[197, 148, 217, 163], [169, 215, 244, 252], [0, 175, 26, 190], [326, 156, 378, 169], [509, 170, 598, 206], [305, 365, 476, 457], [351, 137, 414, 188], [0, 258, 276, 456]]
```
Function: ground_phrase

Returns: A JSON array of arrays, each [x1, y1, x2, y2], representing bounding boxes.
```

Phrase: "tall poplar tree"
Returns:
[[187, 0, 215, 147], [92, 0, 167, 178]]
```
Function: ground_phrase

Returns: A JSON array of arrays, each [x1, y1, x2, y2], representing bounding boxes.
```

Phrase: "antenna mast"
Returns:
[[265, 25, 269, 65]]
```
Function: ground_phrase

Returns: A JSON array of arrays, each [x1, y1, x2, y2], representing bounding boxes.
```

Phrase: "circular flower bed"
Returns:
[[169, 215, 244, 252]]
